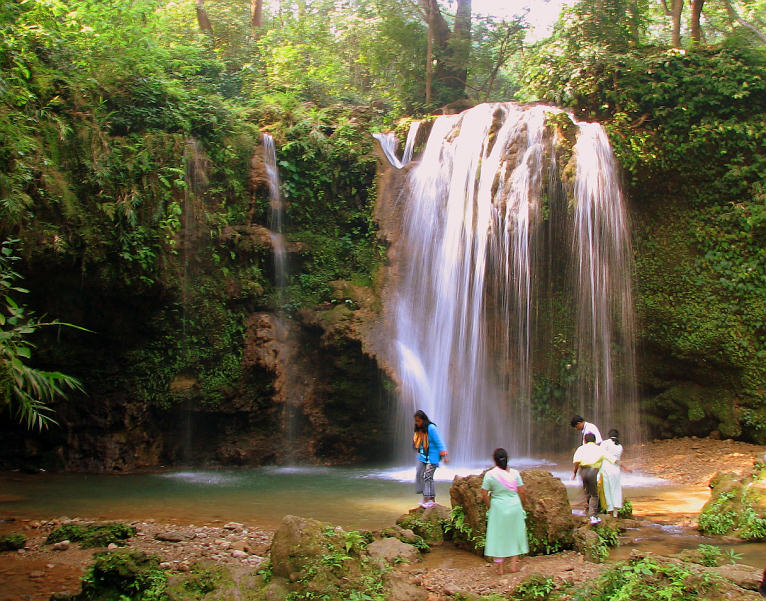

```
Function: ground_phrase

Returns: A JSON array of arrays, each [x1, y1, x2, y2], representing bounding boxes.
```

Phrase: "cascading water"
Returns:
[[263, 133, 288, 302], [377, 103, 638, 464], [372, 121, 421, 169]]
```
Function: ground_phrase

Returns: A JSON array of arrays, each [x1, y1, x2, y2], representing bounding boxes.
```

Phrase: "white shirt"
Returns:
[[573, 442, 604, 468], [600, 438, 623, 463], [582, 421, 602, 444]]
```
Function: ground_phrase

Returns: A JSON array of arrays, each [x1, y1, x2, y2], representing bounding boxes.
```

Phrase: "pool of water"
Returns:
[[0, 462, 681, 531]]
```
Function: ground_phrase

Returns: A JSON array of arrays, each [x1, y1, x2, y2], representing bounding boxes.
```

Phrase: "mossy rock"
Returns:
[[698, 462, 766, 540], [46, 522, 136, 548], [0, 532, 26, 552], [267, 515, 388, 600], [75, 548, 167, 601], [396, 504, 450, 546], [573, 521, 620, 563]]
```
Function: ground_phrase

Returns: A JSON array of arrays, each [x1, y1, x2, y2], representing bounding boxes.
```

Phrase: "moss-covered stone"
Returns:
[[396, 504, 451, 546], [46, 522, 136, 548], [0, 531, 26, 551], [698, 462, 766, 540], [75, 548, 167, 601]]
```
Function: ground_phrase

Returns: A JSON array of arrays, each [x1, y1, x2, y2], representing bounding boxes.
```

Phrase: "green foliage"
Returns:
[[698, 491, 741, 536], [618, 499, 633, 519], [78, 548, 168, 601], [0, 239, 84, 429], [446, 505, 485, 551], [512, 574, 557, 601], [0, 531, 26, 551], [46, 522, 136, 548], [570, 556, 724, 601], [696, 544, 723, 567]]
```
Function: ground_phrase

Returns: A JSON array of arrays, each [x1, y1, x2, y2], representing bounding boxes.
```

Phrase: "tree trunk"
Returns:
[[690, 0, 704, 43], [425, 1, 433, 105], [250, 0, 263, 30], [195, 0, 213, 36], [721, 0, 766, 43], [671, 0, 684, 47]]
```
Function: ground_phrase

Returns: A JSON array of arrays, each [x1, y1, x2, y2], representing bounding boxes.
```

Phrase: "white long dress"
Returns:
[[599, 438, 623, 512]]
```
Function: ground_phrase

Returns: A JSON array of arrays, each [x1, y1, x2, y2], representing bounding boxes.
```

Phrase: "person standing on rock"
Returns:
[[570, 415, 603, 444], [413, 409, 448, 509], [481, 448, 528, 575], [598, 429, 626, 518], [573, 433, 605, 525]]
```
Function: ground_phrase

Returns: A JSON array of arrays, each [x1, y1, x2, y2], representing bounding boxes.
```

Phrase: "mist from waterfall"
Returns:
[[378, 103, 638, 464]]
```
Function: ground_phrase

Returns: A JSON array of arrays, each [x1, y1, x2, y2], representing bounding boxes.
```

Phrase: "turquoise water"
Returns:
[[0, 466, 453, 530], [0, 462, 668, 530]]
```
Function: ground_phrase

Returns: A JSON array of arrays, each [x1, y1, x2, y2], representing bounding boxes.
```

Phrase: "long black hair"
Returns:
[[414, 409, 432, 432], [608, 429, 620, 445], [493, 448, 508, 469]]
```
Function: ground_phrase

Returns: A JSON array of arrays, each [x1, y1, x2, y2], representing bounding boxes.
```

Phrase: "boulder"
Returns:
[[699, 462, 766, 539], [366, 537, 419, 568], [713, 564, 764, 590], [449, 472, 487, 554], [573, 526, 604, 563], [521, 470, 574, 554], [379, 524, 420, 545], [448, 469, 574, 556], [270, 515, 331, 579], [396, 504, 450, 546]]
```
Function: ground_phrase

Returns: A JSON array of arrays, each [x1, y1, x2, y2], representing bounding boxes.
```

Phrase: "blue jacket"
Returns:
[[417, 423, 447, 465]]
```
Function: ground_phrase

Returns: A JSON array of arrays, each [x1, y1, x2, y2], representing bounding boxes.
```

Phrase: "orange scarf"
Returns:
[[413, 430, 429, 456]]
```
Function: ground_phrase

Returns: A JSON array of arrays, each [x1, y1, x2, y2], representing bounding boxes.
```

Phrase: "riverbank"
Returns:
[[1, 437, 765, 601]]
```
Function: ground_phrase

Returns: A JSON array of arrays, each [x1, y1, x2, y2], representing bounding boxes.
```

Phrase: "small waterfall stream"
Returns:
[[263, 133, 288, 302], [377, 103, 638, 463]]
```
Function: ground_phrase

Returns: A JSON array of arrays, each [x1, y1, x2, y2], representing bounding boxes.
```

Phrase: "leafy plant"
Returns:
[[697, 544, 723, 567], [513, 574, 557, 600], [0, 239, 85, 429]]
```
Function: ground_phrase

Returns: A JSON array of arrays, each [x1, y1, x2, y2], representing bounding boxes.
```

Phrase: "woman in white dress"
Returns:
[[599, 429, 625, 517]]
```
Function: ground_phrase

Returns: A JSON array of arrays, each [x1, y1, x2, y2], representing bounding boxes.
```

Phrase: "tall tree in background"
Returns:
[[251, 0, 263, 31], [410, 0, 472, 106]]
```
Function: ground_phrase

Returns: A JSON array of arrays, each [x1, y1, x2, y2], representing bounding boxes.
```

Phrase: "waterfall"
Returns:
[[263, 133, 288, 302], [377, 103, 638, 464], [372, 121, 421, 170]]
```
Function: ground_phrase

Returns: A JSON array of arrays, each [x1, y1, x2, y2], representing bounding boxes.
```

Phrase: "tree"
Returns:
[[251, 0, 263, 31], [195, 0, 213, 36], [408, 0, 473, 106], [0, 240, 84, 430]]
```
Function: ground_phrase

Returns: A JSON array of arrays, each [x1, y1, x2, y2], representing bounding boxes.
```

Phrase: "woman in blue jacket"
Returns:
[[413, 409, 449, 508]]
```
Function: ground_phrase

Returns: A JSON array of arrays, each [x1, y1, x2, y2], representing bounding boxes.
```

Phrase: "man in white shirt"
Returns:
[[573, 433, 605, 525], [570, 415, 602, 444]]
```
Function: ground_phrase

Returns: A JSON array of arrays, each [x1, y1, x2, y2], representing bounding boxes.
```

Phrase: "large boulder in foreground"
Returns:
[[521, 469, 574, 554], [448, 469, 574, 556], [698, 462, 766, 540], [270, 515, 331, 578], [268, 514, 420, 600]]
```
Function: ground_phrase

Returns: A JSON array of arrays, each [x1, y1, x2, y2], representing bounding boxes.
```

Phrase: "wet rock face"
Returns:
[[449, 472, 488, 554]]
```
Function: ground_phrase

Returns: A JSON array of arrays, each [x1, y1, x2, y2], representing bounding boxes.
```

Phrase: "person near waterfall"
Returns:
[[573, 433, 605, 525], [413, 410, 448, 508], [481, 448, 528, 574], [570, 415, 603, 444], [598, 429, 629, 518]]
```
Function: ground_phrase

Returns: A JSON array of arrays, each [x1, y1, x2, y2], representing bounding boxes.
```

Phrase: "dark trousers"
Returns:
[[580, 466, 599, 518]]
